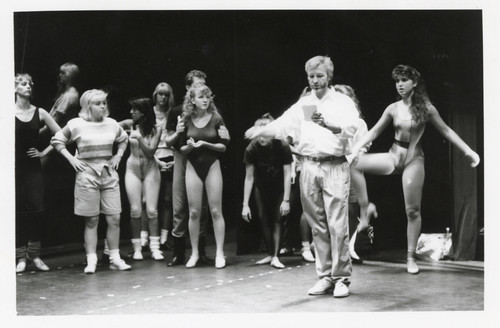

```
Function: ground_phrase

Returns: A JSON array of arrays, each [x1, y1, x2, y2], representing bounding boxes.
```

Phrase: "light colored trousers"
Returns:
[[300, 158, 352, 284]]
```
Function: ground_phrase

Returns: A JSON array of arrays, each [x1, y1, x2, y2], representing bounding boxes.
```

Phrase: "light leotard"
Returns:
[[389, 102, 426, 174]]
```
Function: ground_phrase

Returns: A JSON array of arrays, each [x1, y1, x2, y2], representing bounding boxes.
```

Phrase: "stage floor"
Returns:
[[15, 236, 483, 315]]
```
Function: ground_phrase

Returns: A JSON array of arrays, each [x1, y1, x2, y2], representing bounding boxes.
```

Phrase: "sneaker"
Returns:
[[308, 277, 334, 295], [132, 251, 143, 261], [109, 259, 132, 271], [151, 250, 164, 261], [84, 262, 97, 274], [301, 249, 315, 262], [407, 258, 419, 274], [32, 257, 50, 271], [16, 259, 27, 273], [333, 281, 349, 298]]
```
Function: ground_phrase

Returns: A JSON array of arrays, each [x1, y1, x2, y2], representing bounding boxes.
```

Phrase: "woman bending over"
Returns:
[[242, 113, 292, 269]]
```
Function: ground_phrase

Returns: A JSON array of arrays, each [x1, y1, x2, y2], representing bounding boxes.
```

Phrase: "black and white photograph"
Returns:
[[2, 0, 499, 326]]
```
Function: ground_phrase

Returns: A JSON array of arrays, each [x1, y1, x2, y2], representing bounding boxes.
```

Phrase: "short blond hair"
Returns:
[[78, 89, 109, 121], [305, 56, 334, 82]]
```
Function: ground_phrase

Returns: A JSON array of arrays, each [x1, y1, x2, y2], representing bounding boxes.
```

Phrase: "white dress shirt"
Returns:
[[270, 89, 359, 157]]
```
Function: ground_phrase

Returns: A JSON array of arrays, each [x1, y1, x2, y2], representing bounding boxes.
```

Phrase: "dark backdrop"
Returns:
[[14, 10, 483, 252]]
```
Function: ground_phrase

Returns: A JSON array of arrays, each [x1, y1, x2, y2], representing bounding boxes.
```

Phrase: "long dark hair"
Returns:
[[392, 64, 431, 124], [130, 98, 156, 137]]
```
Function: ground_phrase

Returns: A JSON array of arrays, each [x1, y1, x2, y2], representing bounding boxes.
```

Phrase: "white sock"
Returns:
[[131, 239, 142, 252], [302, 241, 311, 251], [86, 253, 98, 264], [109, 249, 121, 263]]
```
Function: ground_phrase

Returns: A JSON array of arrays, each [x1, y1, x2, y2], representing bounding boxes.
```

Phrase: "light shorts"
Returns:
[[74, 166, 121, 217]]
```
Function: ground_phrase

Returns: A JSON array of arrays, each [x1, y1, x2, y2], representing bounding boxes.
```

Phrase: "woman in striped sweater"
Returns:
[[51, 89, 131, 274]]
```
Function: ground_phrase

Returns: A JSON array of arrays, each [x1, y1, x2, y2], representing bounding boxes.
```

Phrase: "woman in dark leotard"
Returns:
[[351, 65, 480, 274], [180, 83, 229, 269], [15, 73, 61, 272]]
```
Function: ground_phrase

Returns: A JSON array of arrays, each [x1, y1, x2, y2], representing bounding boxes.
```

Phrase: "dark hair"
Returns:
[[184, 70, 207, 87], [392, 64, 431, 124], [129, 98, 156, 137]]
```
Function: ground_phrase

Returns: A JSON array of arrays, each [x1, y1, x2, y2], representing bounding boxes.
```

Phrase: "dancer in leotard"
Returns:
[[242, 113, 292, 269], [180, 83, 229, 269], [120, 98, 163, 261], [15, 73, 61, 272], [351, 65, 480, 274], [152, 82, 175, 248]]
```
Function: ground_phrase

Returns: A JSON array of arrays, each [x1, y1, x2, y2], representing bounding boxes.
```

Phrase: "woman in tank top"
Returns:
[[15, 73, 61, 273]]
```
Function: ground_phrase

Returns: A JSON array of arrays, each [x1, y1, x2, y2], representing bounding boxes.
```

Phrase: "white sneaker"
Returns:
[[132, 251, 143, 261], [84, 262, 97, 274], [333, 281, 350, 298], [32, 257, 50, 271], [301, 249, 315, 262], [16, 259, 27, 273], [151, 250, 164, 261], [109, 259, 132, 271], [308, 277, 334, 295]]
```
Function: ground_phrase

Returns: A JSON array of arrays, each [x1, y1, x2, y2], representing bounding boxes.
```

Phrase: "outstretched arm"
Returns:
[[352, 105, 394, 156], [427, 105, 480, 167]]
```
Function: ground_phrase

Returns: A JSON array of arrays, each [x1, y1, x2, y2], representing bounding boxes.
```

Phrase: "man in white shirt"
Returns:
[[246, 56, 358, 298]]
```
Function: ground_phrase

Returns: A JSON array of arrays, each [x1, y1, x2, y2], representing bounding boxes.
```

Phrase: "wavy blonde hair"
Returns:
[[182, 83, 218, 119]]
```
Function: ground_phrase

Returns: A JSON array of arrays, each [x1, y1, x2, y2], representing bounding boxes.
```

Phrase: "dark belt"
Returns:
[[394, 139, 409, 149], [303, 155, 346, 163]]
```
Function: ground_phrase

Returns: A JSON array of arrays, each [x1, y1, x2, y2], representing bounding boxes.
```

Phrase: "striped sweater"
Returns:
[[51, 117, 128, 175]]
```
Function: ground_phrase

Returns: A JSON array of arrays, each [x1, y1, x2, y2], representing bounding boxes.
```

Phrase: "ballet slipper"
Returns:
[[256, 256, 273, 265], [270, 257, 285, 269]]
